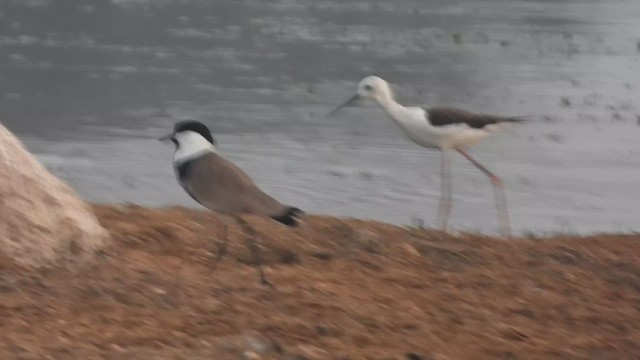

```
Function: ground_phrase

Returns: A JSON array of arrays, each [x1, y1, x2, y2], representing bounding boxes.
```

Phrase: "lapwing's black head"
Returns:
[[159, 119, 215, 149], [173, 120, 215, 145]]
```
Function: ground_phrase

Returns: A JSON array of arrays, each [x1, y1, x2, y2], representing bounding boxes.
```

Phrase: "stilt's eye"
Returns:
[[363, 84, 373, 91]]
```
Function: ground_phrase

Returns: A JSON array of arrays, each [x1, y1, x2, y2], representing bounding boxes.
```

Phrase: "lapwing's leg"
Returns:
[[233, 215, 271, 286], [214, 215, 229, 262], [436, 151, 453, 232], [456, 149, 512, 238], [208, 215, 229, 275]]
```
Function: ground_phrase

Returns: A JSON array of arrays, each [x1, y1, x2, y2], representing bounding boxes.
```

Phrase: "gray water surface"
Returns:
[[2, 0, 640, 234]]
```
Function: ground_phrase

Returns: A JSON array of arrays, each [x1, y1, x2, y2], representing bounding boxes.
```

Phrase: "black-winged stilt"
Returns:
[[328, 76, 526, 237]]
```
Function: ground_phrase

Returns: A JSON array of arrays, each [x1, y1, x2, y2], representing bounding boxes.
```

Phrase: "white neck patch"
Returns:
[[172, 130, 217, 164]]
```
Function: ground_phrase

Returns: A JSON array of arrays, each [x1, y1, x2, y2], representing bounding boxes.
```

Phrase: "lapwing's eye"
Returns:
[[363, 84, 373, 91]]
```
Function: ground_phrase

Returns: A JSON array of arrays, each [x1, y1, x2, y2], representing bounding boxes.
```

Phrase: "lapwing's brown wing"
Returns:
[[183, 152, 288, 217], [426, 106, 526, 129]]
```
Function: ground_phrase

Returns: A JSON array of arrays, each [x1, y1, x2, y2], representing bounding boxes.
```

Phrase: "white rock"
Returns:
[[0, 124, 109, 267]]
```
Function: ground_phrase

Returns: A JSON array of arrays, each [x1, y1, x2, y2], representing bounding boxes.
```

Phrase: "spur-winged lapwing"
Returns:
[[160, 120, 303, 285], [328, 76, 527, 237]]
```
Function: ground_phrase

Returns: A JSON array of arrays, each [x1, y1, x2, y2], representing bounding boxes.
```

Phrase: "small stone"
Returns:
[[406, 353, 435, 360], [356, 229, 383, 253], [402, 243, 421, 258], [242, 331, 272, 354], [243, 351, 261, 360], [283, 356, 309, 360], [199, 339, 212, 347], [294, 344, 328, 359], [109, 344, 125, 353], [312, 251, 333, 261], [151, 287, 167, 295], [197, 298, 222, 312], [213, 330, 272, 355], [278, 249, 299, 265], [314, 326, 329, 336]]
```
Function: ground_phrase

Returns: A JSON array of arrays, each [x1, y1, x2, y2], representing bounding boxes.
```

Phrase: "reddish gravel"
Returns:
[[0, 204, 638, 359]]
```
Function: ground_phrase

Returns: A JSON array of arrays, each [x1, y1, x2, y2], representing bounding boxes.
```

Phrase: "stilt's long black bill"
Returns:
[[158, 133, 174, 142], [325, 94, 360, 117]]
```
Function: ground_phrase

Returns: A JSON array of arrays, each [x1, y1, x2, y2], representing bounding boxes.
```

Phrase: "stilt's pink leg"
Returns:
[[457, 149, 512, 238]]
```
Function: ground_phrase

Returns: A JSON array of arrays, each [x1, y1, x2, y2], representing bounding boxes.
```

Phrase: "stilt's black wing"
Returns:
[[426, 107, 526, 129]]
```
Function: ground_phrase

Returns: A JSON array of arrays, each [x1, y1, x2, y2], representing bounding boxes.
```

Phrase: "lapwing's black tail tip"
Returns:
[[271, 206, 305, 227]]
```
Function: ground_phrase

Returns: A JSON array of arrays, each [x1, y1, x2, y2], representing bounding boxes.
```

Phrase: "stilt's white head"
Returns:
[[326, 75, 394, 116], [159, 120, 216, 163], [356, 76, 393, 102]]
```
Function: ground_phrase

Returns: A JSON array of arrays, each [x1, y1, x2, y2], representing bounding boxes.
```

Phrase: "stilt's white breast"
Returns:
[[385, 107, 493, 150], [397, 108, 442, 149]]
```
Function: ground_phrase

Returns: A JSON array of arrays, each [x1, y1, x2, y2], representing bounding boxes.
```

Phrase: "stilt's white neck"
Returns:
[[173, 131, 216, 164], [372, 94, 412, 124]]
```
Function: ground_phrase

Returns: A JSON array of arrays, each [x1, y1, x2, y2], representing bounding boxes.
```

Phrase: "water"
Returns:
[[2, 0, 640, 234]]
